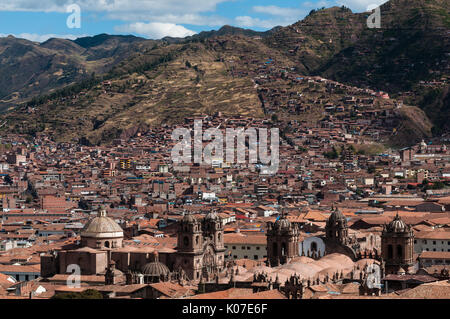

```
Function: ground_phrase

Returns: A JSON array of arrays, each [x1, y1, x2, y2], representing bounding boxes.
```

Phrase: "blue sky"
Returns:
[[0, 0, 387, 42]]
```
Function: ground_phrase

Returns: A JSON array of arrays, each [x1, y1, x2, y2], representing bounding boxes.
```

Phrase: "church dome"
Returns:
[[386, 214, 408, 233], [205, 211, 220, 222], [141, 261, 170, 277], [275, 215, 291, 230], [328, 207, 346, 224], [81, 208, 123, 239], [182, 213, 196, 223]]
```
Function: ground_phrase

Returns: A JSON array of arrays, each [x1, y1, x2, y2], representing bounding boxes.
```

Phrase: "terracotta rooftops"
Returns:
[[418, 251, 450, 259]]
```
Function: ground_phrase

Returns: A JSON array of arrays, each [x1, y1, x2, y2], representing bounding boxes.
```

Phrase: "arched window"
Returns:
[[104, 241, 110, 248], [397, 245, 403, 259], [183, 236, 189, 247], [388, 244, 393, 259], [281, 243, 286, 256], [195, 236, 199, 246]]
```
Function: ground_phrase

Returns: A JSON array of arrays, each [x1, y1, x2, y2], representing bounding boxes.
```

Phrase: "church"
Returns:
[[266, 206, 362, 266], [266, 206, 415, 275], [41, 208, 226, 284]]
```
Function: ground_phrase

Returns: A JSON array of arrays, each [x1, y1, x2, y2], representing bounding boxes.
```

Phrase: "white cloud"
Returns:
[[0, 0, 229, 14], [0, 0, 231, 31], [115, 22, 196, 39], [108, 13, 230, 27], [252, 5, 305, 18], [0, 33, 86, 42]]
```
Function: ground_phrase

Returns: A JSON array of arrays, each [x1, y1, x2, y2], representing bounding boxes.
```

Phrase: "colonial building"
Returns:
[[325, 206, 349, 245], [266, 207, 365, 265], [381, 214, 415, 274], [41, 208, 226, 283], [173, 211, 226, 281], [266, 213, 300, 266]]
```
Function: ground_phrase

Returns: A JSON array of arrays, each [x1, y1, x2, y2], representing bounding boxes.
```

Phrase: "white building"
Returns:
[[224, 233, 267, 261], [414, 231, 450, 254]]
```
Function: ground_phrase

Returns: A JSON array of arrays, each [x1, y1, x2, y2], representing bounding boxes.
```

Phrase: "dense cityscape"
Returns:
[[0, 0, 448, 304], [0, 111, 448, 299]]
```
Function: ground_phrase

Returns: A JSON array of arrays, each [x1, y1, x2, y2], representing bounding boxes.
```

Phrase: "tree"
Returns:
[[432, 181, 445, 190], [3, 175, 13, 185], [52, 289, 103, 299], [323, 147, 339, 159], [78, 199, 90, 210]]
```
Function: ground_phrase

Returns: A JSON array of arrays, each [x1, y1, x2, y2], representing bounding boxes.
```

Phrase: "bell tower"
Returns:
[[203, 210, 224, 251], [177, 213, 203, 253], [381, 214, 414, 274], [325, 206, 349, 245], [266, 210, 300, 266]]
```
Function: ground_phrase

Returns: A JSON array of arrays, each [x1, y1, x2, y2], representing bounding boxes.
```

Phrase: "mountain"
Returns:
[[316, 0, 449, 91], [162, 25, 279, 44], [0, 0, 448, 145], [0, 34, 154, 111]]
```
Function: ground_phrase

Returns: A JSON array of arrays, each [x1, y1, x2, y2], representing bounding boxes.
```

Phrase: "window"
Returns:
[[244, 255, 248, 259], [241, 246, 245, 249], [433, 241, 436, 245], [233, 255, 237, 259], [388, 245, 393, 259], [232, 246, 236, 249], [414, 240, 417, 244], [254, 255, 258, 260], [256, 247, 260, 250], [423, 240, 427, 244], [397, 245, 403, 259], [247, 246, 251, 250]]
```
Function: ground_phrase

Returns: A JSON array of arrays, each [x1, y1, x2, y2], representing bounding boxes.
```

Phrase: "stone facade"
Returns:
[[381, 214, 415, 274]]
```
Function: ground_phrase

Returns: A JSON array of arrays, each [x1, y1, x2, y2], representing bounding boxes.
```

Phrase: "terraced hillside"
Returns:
[[0, 0, 447, 146]]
